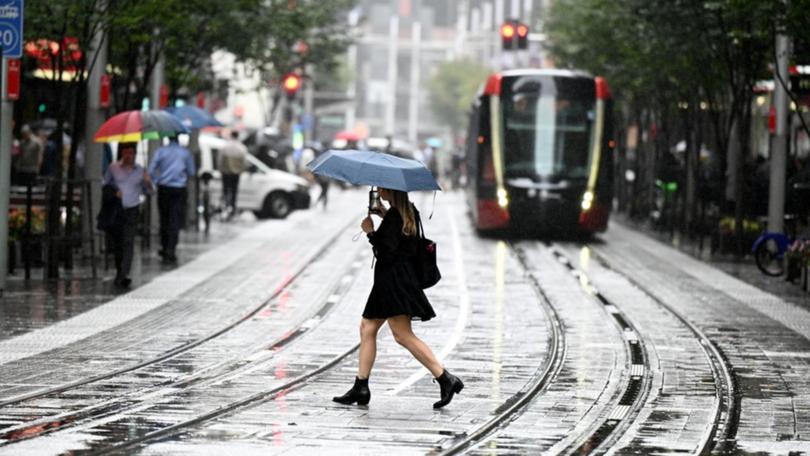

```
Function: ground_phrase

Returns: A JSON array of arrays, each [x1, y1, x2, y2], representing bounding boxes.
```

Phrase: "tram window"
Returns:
[[502, 91, 594, 179]]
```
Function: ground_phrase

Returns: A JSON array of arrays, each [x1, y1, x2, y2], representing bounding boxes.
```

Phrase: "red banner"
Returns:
[[100, 74, 110, 108], [6, 59, 20, 100], [159, 85, 169, 108]]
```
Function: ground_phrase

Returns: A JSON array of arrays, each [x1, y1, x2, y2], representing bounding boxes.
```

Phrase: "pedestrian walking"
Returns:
[[13, 125, 43, 186], [314, 173, 330, 210], [218, 130, 248, 220], [100, 142, 153, 288], [148, 137, 196, 265], [333, 187, 463, 408]]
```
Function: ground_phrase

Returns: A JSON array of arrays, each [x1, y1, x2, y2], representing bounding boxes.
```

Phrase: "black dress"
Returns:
[[363, 206, 436, 321]]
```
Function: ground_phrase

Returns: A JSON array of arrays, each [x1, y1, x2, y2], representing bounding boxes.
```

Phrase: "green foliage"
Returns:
[[545, 0, 777, 111], [25, 0, 356, 110], [426, 59, 491, 134]]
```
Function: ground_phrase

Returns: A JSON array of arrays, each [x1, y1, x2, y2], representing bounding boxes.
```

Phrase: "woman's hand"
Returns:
[[361, 216, 374, 233]]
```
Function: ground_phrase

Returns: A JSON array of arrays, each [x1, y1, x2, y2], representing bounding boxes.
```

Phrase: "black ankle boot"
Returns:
[[333, 376, 370, 405], [433, 369, 464, 409]]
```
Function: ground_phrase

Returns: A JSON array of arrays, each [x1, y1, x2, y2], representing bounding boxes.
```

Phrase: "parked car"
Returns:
[[198, 133, 310, 219]]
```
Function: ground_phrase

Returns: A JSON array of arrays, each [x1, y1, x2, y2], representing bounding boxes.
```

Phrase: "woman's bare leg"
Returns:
[[387, 315, 444, 377], [358, 318, 386, 379]]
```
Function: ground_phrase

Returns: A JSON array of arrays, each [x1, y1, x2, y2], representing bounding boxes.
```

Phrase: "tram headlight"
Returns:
[[497, 188, 509, 208], [581, 191, 594, 211]]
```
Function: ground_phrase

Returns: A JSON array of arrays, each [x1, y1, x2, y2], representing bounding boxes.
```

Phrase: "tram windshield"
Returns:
[[501, 76, 596, 180]]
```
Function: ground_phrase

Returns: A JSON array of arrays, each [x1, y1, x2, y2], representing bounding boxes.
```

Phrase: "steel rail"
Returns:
[[0, 215, 359, 410], [434, 242, 567, 455], [547, 247, 654, 455], [589, 248, 738, 455], [0, 244, 365, 445]]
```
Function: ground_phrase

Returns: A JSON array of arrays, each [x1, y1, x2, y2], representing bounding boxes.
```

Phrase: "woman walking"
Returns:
[[333, 188, 463, 408]]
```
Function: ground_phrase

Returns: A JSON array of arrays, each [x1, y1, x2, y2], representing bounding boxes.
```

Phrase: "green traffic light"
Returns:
[[38, 103, 46, 113]]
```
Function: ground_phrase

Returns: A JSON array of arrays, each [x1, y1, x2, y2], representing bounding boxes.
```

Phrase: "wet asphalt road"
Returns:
[[1, 188, 810, 455]]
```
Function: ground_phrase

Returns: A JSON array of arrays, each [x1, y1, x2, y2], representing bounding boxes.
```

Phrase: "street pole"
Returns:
[[304, 63, 314, 144], [0, 51, 11, 291], [768, 30, 791, 234], [345, 8, 359, 131], [84, 16, 107, 255], [482, 2, 493, 65], [407, 21, 421, 144], [385, 15, 399, 137], [494, 0, 504, 70], [148, 48, 165, 240]]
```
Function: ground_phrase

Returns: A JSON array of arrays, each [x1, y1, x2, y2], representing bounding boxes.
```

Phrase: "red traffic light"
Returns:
[[500, 23, 515, 39], [282, 73, 301, 94], [517, 24, 529, 38]]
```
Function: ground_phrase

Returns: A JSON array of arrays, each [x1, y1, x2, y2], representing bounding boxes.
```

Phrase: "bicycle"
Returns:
[[752, 182, 810, 276], [752, 216, 796, 276]]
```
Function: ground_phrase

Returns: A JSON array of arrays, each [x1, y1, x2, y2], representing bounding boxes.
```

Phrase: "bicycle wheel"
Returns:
[[754, 238, 784, 276]]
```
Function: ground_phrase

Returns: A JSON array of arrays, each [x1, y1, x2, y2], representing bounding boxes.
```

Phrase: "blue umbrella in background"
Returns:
[[306, 149, 441, 192], [426, 137, 442, 148], [164, 105, 223, 129]]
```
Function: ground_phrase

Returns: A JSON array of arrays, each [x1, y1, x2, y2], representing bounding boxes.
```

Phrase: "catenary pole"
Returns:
[[0, 50, 10, 291], [767, 24, 791, 233]]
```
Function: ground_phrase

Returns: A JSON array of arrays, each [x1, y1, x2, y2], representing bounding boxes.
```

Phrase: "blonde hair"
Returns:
[[389, 189, 417, 236]]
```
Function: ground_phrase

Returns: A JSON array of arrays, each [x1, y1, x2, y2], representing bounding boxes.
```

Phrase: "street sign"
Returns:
[[5, 57, 19, 99], [0, 1, 24, 58]]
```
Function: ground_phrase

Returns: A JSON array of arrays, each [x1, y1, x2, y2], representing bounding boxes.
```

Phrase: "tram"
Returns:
[[465, 69, 615, 235]]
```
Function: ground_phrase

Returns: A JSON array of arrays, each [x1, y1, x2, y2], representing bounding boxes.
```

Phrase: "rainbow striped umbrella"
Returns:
[[94, 109, 190, 143]]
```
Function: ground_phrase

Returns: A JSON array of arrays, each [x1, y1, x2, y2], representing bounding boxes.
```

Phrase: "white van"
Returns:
[[197, 133, 310, 218]]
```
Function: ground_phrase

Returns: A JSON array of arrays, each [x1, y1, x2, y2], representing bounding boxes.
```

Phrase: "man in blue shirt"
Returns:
[[103, 142, 153, 288], [148, 137, 196, 265]]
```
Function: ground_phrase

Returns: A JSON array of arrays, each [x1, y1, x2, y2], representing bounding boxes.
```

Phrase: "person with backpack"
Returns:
[[332, 187, 463, 408]]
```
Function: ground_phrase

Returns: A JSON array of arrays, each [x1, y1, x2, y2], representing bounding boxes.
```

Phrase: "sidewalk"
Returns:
[[615, 214, 810, 309], [0, 212, 278, 342]]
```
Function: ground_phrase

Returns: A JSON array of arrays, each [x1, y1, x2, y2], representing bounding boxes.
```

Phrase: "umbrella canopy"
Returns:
[[334, 130, 362, 141], [426, 137, 442, 148], [94, 109, 190, 143], [307, 149, 441, 192], [164, 105, 223, 129]]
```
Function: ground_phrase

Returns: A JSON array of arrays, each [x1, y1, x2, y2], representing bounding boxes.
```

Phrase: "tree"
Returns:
[[22, 0, 357, 276], [426, 59, 491, 139], [545, 0, 777, 254], [24, 0, 110, 275]]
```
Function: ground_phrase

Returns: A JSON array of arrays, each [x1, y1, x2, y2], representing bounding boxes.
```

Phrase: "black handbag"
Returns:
[[414, 210, 441, 289]]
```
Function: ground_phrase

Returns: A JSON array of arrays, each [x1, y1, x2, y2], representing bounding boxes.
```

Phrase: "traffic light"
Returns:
[[501, 21, 530, 51], [281, 73, 301, 99], [500, 22, 516, 50], [516, 23, 529, 49]]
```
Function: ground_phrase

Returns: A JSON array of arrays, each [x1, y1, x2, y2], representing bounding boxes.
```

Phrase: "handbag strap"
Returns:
[[414, 204, 426, 240]]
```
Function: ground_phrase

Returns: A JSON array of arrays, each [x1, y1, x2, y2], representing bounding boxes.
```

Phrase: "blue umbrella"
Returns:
[[306, 149, 441, 192], [164, 105, 223, 129]]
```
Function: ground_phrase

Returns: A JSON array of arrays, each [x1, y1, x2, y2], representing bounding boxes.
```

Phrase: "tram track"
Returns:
[[433, 241, 567, 455], [432, 239, 646, 455], [585, 245, 739, 454], [546, 246, 654, 454], [0, 249, 365, 446], [0, 202, 737, 454], [441, 238, 729, 455], [543, 241, 736, 454], [0, 214, 362, 444], [36, 201, 551, 455]]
